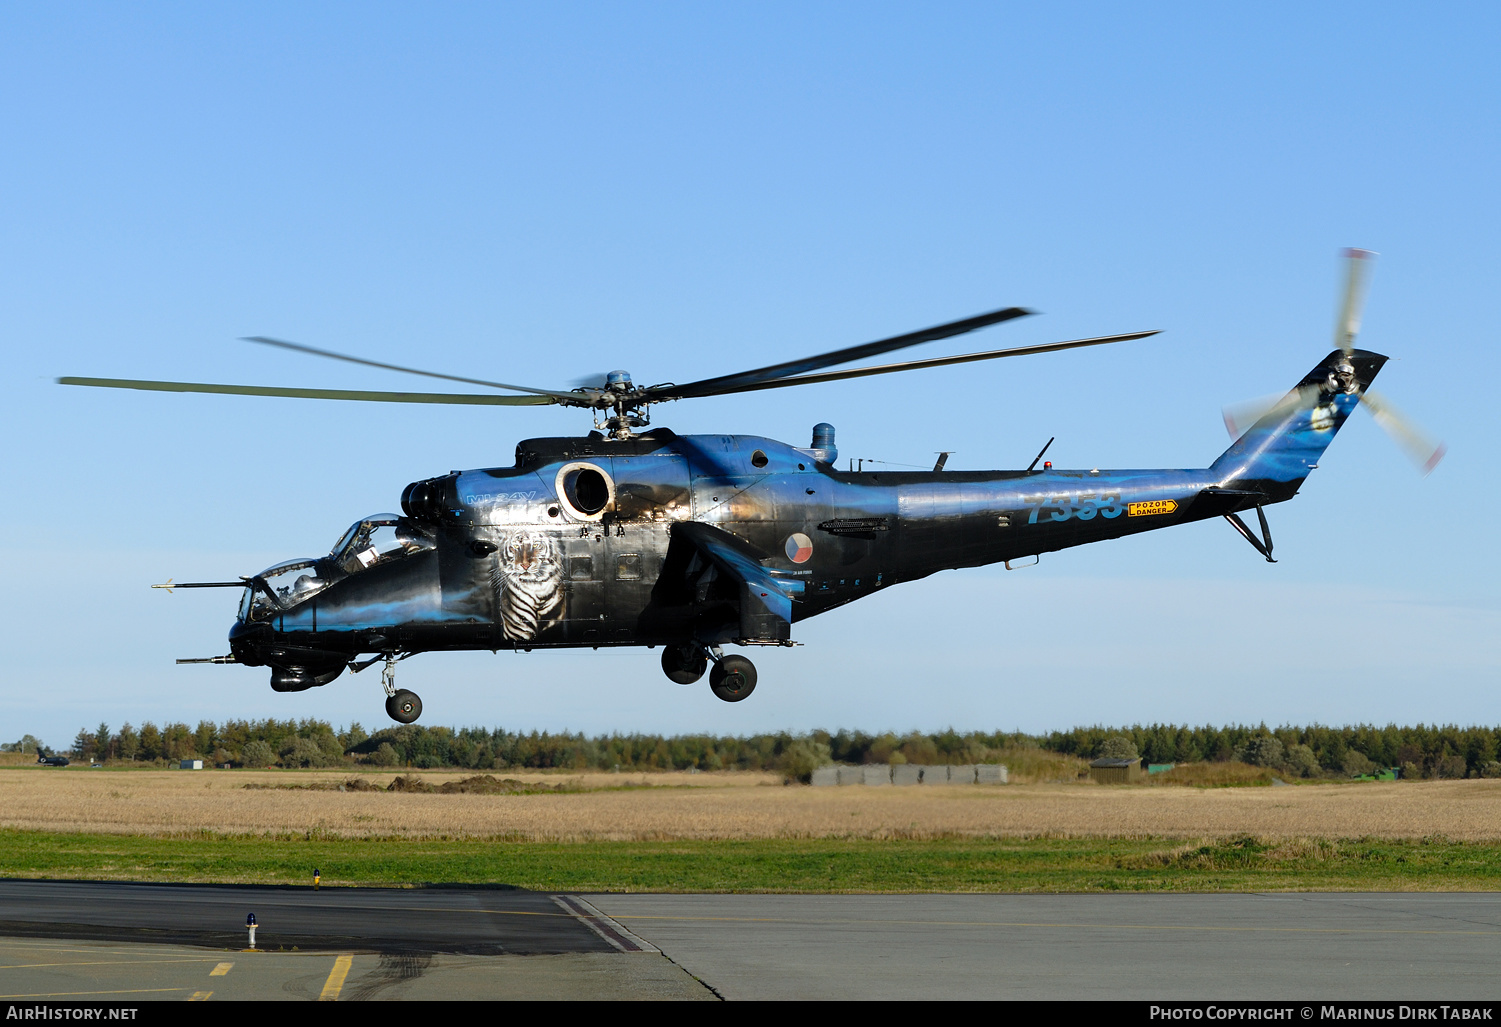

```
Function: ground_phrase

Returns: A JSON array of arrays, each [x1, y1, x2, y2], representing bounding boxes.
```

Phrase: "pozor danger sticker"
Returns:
[[1127, 500, 1179, 517], [785, 533, 814, 563]]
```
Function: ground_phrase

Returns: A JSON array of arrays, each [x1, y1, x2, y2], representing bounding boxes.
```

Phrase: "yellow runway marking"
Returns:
[[319, 954, 352, 1001], [210, 962, 234, 976], [188, 991, 212, 1001], [0, 988, 188, 998]]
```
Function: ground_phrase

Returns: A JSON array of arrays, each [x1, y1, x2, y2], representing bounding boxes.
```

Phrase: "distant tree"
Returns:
[[93, 723, 112, 761], [193, 721, 215, 758], [1236, 736, 1286, 768], [241, 740, 277, 768], [898, 732, 939, 766], [281, 736, 335, 768], [1285, 744, 1320, 778], [4, 734, 45, 755], [162, 723, 194, 761], [317, 732, 347, 763], [778, 738, 833, 783], [139, 723, 162, 761], [340, 723, 369, 752], [1437, 754, 1468, 779], [1099, 735, 1139, 760], [1342, 750, 1377, 777], [370, 742, 400, 767], [71, 728, 95, 760], [116, 724, 140, 761]]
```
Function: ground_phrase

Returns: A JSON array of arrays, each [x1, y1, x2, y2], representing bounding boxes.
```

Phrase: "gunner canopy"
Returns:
[[243, 515, 434, 622]]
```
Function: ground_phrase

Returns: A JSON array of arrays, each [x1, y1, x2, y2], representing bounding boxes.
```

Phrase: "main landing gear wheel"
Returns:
[[661, 645, 708, 685], [709, 655, 757, 702], [386, 689, 422, 724]]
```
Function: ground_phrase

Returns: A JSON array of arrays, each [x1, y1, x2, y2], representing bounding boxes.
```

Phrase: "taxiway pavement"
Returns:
[[4, 883, 1501, 1000]]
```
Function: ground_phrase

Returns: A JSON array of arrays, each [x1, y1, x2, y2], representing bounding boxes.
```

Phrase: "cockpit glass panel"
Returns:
[[332, 514, 435, 575], [249, 559, 324, 621]]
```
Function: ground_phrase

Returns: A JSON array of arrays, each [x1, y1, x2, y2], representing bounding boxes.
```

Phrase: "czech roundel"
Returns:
[[785, 532, 814, 564]]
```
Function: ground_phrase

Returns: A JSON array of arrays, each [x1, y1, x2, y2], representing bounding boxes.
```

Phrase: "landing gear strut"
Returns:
[[380, 656, 423, 724]]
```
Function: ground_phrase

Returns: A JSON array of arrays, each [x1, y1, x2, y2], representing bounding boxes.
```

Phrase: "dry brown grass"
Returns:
[[1144, 761, 1282, 787], [983, 747, 1090, 784], [5, 766, 1501, 842]]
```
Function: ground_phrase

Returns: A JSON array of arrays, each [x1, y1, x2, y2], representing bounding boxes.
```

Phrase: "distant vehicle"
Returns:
[[37, 755, 69, 767]]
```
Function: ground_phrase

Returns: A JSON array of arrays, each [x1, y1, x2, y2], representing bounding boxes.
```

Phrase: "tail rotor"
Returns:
[[1222, 248, 1445, 476]]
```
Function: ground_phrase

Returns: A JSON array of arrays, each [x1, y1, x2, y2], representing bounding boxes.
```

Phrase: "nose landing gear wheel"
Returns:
[[661, 644, 708, 685], [709, 654, 757, 702], [386, 689, 422, 724]]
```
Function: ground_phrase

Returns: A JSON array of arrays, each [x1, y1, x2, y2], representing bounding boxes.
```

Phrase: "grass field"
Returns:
[[4, 766, 1501, 840], [5, 830, 1501, 892], [5, 766, 1501, 892]]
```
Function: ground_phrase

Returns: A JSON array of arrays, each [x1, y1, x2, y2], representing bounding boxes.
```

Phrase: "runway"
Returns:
[[4, 883, 1501, 1000]]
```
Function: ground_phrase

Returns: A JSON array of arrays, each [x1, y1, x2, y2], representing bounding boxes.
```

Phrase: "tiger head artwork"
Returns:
[[493, 532, 565, 642]]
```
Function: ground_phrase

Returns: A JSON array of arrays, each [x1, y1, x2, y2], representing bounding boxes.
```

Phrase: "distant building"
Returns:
[[180, 759, 204, 770], [1088, 757, 1146, 784], [812, 763, 1008, 786]]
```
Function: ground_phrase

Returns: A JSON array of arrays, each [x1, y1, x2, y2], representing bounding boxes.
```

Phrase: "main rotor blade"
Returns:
[[702, 330, 1159, 397], [243, 336, 589, 403], [58, 377, 557, 406], [1361, 388, 1446, 475], [1335, 248, 1376, 356], [646, 306, 1033, 401]]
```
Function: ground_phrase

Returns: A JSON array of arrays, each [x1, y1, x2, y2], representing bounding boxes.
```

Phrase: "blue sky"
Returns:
[[2, 3, 1497, 746]]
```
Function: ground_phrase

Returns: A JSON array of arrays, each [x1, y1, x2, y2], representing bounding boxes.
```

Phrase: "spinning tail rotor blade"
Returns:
[[1361, 388, 1447, 475], [1222, 391, 1289, 440], [1335, 248, 1377, 356], [1225, 248, 1444, 476]]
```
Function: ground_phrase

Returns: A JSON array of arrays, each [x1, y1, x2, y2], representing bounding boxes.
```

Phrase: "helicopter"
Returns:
[[60, 249, 1441, 724]]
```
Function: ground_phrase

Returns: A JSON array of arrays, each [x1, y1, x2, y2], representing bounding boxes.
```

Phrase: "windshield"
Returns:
[[248, 559, 326, 621], [331, 514, 435, 575]]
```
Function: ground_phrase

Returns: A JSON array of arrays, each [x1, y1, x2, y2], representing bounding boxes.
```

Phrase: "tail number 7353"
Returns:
[[1023, 494, 1124, 524]]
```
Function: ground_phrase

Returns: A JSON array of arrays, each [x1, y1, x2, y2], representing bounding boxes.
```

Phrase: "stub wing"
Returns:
[[673, 522, 804, 642]]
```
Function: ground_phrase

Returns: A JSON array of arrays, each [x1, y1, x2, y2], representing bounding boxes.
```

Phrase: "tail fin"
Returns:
[[1209, 349, 1387, 502]]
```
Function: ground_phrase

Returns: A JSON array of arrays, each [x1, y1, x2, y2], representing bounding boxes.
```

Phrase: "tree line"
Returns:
[[6, 721, 1501, 780]]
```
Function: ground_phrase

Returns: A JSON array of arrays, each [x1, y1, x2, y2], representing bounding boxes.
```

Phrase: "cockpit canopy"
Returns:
[[329, 514, 434, 574], [243, 514, 435, 622]]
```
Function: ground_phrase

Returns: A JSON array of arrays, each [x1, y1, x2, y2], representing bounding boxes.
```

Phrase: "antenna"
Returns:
[[1026, 437, 1055, 472]]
